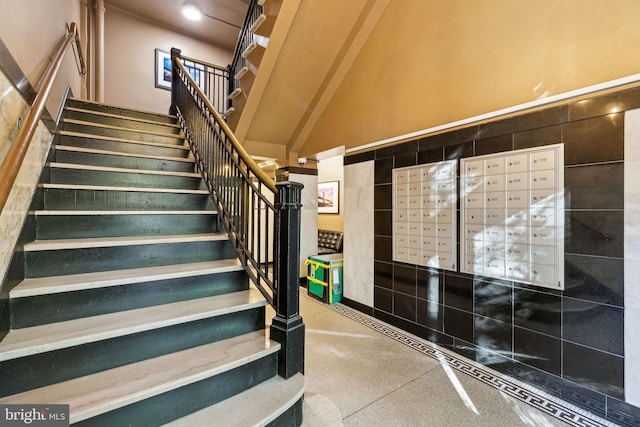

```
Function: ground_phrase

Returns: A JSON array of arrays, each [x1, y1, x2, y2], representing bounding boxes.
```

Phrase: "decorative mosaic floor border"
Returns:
[[327, 302, 618, 427]]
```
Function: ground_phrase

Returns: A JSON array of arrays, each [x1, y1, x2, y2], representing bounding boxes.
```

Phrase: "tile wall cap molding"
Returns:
[[0, 37, 36, 105], [276, 166, 318, 176], [346, 73, 640, 157], [0, 36, 56, 130]]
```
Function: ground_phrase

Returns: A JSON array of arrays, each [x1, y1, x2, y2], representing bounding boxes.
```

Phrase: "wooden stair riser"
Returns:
[[39, 187, 214, 211], [238, 72, 255, 101], [244, 44, 266, 69], [59, 134, 190, 157], [34, 212, 219, 239], [53, 148, 195, 173], [24, 239, 236, 278], [164, 373, 304, 427], [47, 166, 205, 191], [0, 308, 265, 397], [11, 270, 248, 328], [65, 109, 182, 135], [73, 354, 277, 427], [62, 121, 184, 145], [68, 99, 177, 124]]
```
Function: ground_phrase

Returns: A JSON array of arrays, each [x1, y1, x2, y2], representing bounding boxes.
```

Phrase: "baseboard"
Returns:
[[340, 297, 373, 316]]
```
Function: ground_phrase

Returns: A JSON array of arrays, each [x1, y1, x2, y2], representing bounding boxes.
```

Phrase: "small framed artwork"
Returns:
[[318, 181, 339, 214], [155, 48, 172, 90]]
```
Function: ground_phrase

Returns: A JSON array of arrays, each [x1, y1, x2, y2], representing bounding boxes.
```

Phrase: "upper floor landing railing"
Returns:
[[177, 0, 264, 117], [229, 0, 264, 95], [179, 55, 230, 117]]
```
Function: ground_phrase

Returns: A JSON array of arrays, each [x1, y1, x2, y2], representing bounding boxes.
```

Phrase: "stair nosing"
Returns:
[[11, 260, 242, 298], [228, 87, 242, 100], [69, 98, 177, 120], [54, 145, 194, 164], [161, 373, 304, 427], [63, 118, 184, 140], [66, 106, 182, 129], [40, 183, 209, 195], [0, 288, 266, 362], [48, 162, 201, 178], [234, 66, 249, 80], [59, 130, 190, 151], [0, 331, 279, 424], [249, 13, 267, 34], [24, 232, 228, 252], [241, 42, 258, 58]]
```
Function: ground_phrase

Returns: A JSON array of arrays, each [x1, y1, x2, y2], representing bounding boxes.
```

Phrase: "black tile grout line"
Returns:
[[320, 300, 620, 427]]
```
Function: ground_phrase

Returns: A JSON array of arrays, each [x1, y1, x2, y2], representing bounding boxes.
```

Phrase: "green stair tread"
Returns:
[[31, 210, 216, 216], [0, 288, 266, 362], [0, 331, 279, 424], [162, 373, 304, 427], [48, 162, 200, 178], [69, 98, 177, 122], [54, 145, 194, 163], [62, 118, 184, 140], [58, 130, 190, 151], [66, 106, 182, 130], [24, 233, 228, 252], [40, 183, 209, 194], [11, 259, 240, 298]]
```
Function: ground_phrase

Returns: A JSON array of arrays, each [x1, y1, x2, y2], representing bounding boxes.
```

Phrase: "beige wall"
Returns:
[[104, 6, 233, 115], [0, 0, 83, 283], [0, 0, 83, 119], [300, 0, 640, 155], [317, 156, 344, 231]]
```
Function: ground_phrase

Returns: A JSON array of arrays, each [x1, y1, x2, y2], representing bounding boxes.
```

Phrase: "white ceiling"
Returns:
[[104, 0, 249, 51]]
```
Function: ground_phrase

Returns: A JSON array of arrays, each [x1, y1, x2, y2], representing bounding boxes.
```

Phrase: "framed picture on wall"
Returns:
[[318, 181, 339, 214], [155, 48, 171, 90]]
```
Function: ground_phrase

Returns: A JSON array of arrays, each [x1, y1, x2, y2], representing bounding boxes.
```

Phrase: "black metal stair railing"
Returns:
[[179, 55, 230, 116], [170, 48, 304, 379]]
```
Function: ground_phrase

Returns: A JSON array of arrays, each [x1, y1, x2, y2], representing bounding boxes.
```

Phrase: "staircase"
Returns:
[[226, 0, 283, 132], [0, 99, 303, 426]]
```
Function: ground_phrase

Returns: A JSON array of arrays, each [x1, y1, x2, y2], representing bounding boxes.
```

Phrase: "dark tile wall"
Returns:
[[345, 85, 640, 424]]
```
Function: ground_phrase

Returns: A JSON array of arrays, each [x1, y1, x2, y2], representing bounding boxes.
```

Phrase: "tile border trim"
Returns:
[[328, 301, 618, 427], [345, 74, 640, 155]]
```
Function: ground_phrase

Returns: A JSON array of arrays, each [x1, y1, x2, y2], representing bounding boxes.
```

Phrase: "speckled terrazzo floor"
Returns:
[[267, 292, 618, 427]]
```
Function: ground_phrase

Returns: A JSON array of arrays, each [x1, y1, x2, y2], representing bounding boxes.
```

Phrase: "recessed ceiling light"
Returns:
[[182, 4, 202, 20]]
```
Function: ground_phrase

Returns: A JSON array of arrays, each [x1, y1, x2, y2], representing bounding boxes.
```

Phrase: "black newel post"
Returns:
[[226, 64, 234, 112], [270, 181, 305, 379], [169, 47, 181, 116]]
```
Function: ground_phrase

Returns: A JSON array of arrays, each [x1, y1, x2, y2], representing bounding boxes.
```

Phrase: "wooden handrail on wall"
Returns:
[[68, 22, 87, 77], [0, 22, 86, 214]]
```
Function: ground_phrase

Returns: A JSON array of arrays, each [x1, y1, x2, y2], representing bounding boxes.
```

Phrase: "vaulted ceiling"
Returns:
[[102, 0, 386, 166], [102, 0, 640, 167], [104, 0, 249, 51], [233, 0, 389, 164]]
